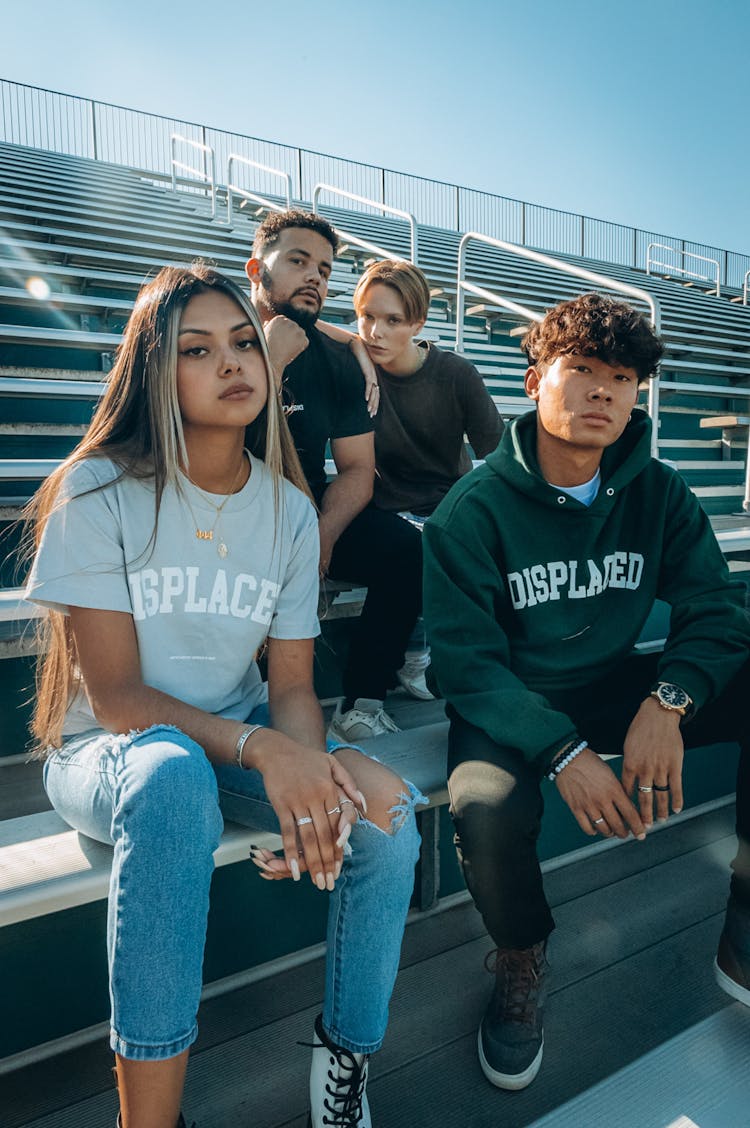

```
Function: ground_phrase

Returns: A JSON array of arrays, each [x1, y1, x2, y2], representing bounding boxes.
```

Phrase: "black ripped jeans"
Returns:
[[447, 654, 750, 950]]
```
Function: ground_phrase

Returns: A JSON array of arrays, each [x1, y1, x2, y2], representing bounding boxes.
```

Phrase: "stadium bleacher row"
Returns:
[[1, 132, 749, 1102]]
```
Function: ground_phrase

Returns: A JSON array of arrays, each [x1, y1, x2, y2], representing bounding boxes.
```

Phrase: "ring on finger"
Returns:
[[340, 798, 355, 808], [638, 785, 653, 793], [653, 784, 670, 792], [326, 805, 341, 816], [593, 816, 606, 825], [296, 816, 314, 826]]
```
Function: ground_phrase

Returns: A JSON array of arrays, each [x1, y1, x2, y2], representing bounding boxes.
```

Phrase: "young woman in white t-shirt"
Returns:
[[24, 263, 423, 1128]]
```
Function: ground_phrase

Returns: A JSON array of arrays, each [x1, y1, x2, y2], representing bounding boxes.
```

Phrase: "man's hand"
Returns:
[[264, 315, 309, 388], [555, 746, 646, 840], [621, 697, 684, 826]]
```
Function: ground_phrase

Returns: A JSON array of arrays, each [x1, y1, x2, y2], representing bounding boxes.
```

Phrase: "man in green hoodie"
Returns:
[[423, 292, 750, 1092]]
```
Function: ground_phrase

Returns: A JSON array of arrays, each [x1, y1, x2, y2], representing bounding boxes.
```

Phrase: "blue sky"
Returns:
[[2, 0, 747, 254]]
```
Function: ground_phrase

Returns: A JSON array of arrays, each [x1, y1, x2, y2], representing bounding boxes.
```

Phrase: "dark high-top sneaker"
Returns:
[[715, 895, 750, 1006], [478, 940, 549, 1090], [307, 1013, 371, 1127]]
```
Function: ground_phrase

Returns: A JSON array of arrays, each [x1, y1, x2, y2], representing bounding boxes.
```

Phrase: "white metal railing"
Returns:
[[5, 79, 750, 290], [461, 283, 542, 330], [743, 269, 750, 306], [170, 133, 216, 219], [646, 243, 720, 297], [226, 154, 291, 223], [312, 184, 418, 264], [457, 232, 662, 457]]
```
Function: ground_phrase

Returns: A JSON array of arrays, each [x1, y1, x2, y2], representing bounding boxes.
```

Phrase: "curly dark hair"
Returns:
[[521, 292, 663, 382], [251, 208, 339, 258]]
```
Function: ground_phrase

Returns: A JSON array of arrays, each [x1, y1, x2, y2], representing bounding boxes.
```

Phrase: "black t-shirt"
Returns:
[[282, 326, 374, 505]]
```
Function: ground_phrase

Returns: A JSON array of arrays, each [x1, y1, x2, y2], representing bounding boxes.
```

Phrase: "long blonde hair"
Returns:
[[25, 262, 310, 753]]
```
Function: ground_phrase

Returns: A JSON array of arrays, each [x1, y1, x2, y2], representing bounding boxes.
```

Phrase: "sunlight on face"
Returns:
[[356, 282, 424, 373], [176, 289, 268, 431]]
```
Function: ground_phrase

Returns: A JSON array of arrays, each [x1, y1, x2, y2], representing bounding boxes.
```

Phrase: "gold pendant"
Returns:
[[196, 528, 213, 541], [218, 541, 228, 559]]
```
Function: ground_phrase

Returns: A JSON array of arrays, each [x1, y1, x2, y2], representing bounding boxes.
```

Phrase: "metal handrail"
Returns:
[[6, 79, 750, 289], [646, 243, 720, 297], [226, 154, 291, 223], [312, 183, 418, 264], [461, 281, 542, 328], [457, 232, 662, 457], [743, 269, 750, 306], [170, 134, 216, 219]]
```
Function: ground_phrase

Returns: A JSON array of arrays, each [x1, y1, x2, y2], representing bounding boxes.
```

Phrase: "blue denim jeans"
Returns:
[[44, 707, 425, 1060]]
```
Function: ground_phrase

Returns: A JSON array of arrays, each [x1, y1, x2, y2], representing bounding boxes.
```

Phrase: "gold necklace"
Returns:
[[182, 450, 249, 559]]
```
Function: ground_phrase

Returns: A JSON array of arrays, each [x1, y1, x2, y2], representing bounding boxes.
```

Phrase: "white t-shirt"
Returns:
[[25, 454, 320, 737]]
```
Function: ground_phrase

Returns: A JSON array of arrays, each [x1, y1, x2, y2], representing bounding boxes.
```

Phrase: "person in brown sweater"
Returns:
[[321, 260, 503, 709]]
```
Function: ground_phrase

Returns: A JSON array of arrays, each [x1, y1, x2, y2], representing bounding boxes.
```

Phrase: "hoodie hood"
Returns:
[[485, 407, 653, 509]]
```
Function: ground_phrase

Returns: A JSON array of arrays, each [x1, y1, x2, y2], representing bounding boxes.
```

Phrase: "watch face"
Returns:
[[658, 683, 690, 709]]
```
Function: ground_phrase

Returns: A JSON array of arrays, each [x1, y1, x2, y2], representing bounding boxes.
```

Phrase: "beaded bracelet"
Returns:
[[235, 724, 264, 770], [547, 739, 588, 782]]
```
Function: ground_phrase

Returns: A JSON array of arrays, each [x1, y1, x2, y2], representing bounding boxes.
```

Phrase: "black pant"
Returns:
[[447, 654, 750, 950], [328, 504, 422, 702]]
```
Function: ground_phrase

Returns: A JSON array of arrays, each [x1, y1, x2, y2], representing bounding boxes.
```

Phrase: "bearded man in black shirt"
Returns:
[[246, 209, 425, 739]]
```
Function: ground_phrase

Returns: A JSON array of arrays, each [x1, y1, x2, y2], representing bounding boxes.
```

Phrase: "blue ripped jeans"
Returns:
[[43, 706, 424, 1060]]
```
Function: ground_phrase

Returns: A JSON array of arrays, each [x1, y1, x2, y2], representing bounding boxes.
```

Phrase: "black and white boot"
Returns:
[[307, 1013, 371, 1127]]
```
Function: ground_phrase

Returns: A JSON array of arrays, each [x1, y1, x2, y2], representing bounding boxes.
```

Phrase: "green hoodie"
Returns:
[[423, 407, 750, 768]]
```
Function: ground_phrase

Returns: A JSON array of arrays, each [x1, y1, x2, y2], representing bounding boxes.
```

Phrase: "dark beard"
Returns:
[[258, 268, 320, 330], [268, 297, 319, 331]]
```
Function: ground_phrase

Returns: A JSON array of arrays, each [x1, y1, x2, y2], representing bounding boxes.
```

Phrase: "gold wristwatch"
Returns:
[[650, 682, 692, 717]]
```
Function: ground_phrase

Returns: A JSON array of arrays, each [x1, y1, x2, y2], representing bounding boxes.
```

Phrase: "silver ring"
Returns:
[[593, 816, 606, 825], [326, 805, 341, 816], [340, 798, 355, 807], [638, 785, 653, 793], [296, 816, 313, 826]]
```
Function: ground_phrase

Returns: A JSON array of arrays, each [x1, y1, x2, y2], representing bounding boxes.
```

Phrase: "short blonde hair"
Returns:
[[353, 260, 431, 324]]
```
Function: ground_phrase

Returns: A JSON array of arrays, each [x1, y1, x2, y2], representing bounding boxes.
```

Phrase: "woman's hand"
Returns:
[[350, 337, 380, 417], [247, 729, 363, 889]]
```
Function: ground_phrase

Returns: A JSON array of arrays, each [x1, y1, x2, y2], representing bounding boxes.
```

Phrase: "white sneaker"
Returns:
[[308, 1013, 371, 1128], [396, 650, 435, 701], [328, 698, 401, 742]]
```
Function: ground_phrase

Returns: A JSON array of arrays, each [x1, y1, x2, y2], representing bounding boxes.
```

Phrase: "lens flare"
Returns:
[[26, 277, 51, 300]]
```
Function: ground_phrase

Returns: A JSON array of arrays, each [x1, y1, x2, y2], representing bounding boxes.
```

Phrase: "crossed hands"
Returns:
[[555, 697, 684, 840], [248, 730, 366, 890]]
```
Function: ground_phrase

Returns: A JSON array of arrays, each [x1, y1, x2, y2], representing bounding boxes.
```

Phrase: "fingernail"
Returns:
[[637, 832, 646, 840], [343, 841, 353, 857], [673, 807, 683, 814], [259, 872, 274, 881], [336, 823, 352, 849], [326, 873, 335, 892], [357, 791, 368, 815], [334, 860, 342, 880], [290, 857, 301, 882], [251, 856, 271, 871], [315, 872, 326, 891]]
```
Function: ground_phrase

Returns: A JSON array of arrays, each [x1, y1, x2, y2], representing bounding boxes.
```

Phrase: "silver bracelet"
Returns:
[[547, 739, 588, 782], [235, 724, 264, 770]]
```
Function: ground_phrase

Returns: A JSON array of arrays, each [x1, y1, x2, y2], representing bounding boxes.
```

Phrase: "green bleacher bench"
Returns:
[[0, 723, 450, 930]]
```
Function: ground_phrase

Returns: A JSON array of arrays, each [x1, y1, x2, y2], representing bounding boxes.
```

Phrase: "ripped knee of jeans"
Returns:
[[360, 779, 428, 836]]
